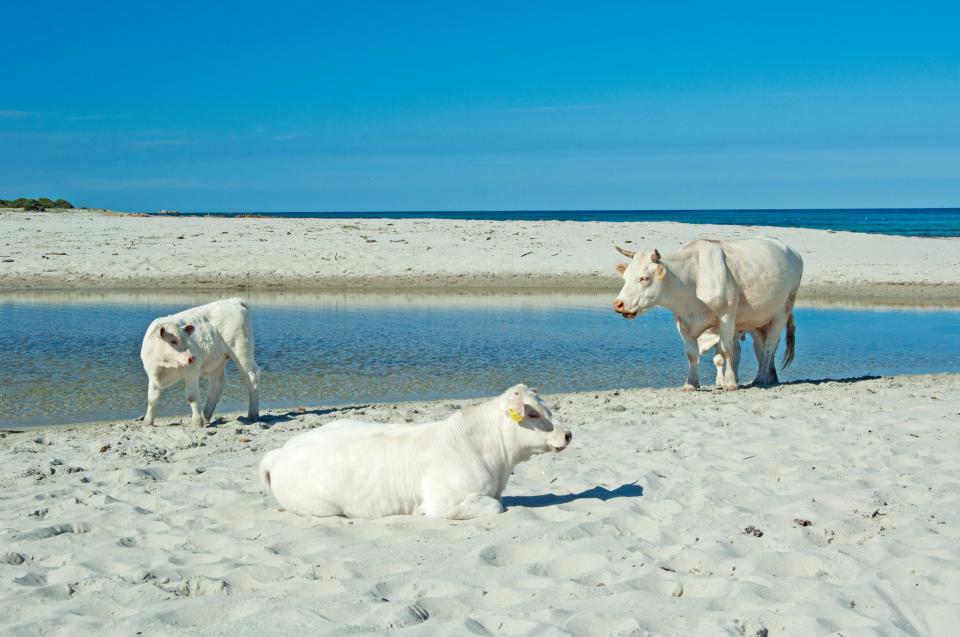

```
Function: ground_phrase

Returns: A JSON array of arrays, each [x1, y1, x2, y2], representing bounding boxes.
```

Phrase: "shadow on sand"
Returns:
[[763, 374, 883, 388], [503, 482, 644, 509], [211, 404, 376, 428]]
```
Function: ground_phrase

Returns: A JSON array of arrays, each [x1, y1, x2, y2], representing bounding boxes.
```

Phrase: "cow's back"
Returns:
[[267, 420, 430, 517], [182, 298, 252, 357], [698, 238, 802, 326]]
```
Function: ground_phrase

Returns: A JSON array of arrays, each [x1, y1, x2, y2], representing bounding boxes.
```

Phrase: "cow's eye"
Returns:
[[638, 276, 649, 283], [528, 411, 540, 419]]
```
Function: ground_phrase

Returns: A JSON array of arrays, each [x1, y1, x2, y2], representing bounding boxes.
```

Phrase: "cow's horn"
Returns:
[[615, 246, 636, 258], [651, 249, 661, 262]]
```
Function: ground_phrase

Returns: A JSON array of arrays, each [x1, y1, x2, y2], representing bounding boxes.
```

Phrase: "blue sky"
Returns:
[[2, 1, 959, 211]]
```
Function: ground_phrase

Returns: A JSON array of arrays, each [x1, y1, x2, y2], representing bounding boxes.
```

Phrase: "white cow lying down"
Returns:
[[140, 298, 260, 428], [260, 384, 572, 519]]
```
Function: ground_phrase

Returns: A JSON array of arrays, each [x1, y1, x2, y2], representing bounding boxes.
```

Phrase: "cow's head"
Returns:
[[612, 246, 667, 319], [499, 384, 571, 458], [154, 322, 197, 368]]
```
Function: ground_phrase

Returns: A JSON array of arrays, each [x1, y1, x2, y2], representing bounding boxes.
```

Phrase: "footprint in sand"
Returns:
[[14, 522, 91, 541], [478, 542, 555, 567], [531, 552, 609, 578], [2, 552, 28, 565]]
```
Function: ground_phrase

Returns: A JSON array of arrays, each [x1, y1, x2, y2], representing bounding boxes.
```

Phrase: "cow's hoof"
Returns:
[[682, 384, 699, 392], [723, 384, 738, 391]]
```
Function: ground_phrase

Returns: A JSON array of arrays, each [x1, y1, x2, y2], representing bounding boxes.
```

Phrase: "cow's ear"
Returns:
[[656, 264, 666, 280], [651, 249, 661, 263], [183, 324, 195, 336], [615, 263, 628, 277]]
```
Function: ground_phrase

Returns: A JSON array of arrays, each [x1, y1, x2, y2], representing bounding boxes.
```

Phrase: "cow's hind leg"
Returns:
[[755, 314, 788, 386], [203, 359, 227, 422]]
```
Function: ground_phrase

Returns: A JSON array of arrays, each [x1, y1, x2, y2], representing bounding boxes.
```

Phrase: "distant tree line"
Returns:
[[0, 197, 74, 210]]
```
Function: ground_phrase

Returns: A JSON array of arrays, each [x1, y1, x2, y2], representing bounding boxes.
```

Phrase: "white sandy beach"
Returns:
[[2, 209, 959, 635], [2, 374, 959, 636], [1, 210, 958, 306]]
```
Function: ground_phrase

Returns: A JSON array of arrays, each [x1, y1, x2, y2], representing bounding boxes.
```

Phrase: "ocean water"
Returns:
[[162, 209, 960, 237], [1, 292, 958, 428]]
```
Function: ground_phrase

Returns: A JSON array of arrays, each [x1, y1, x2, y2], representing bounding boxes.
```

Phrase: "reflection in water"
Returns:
[[1, 292, 958, 428]]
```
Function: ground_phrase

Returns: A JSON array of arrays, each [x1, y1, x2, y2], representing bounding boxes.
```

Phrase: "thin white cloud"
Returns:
[[134, 139, 191, 147], [502, 103, 605, 114], [0, 110, 27, 118], [272, 132, 307, 142], [62, 113, 132, 122]]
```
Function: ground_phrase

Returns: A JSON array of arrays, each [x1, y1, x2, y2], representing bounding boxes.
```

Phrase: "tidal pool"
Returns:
[[1, 291, 957, 428]]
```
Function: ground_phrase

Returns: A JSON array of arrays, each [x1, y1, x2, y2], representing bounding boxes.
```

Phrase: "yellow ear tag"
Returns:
[[508, 408, 524, 423], [657, 264, 666, 280]]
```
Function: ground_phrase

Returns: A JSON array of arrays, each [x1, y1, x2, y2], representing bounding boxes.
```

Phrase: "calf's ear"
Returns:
[[656, 264, 666, 280], [506, 390, 525, 422], [183, 324, 195, 336], [650, 249, 661, 263]]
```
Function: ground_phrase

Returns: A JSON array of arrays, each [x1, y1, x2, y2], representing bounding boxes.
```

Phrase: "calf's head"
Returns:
[[612, 246, 667, 319], [152, 322, 197, 368], [499, 384, 571, 458]]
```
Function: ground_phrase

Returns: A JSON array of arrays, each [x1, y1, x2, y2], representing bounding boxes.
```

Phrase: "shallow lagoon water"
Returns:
[[1, 291, 958, 428]]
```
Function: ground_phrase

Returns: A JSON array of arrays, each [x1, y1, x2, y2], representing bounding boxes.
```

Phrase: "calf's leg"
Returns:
[[184, 372, 205, 427], [230, 344, 260, 421], [712, 351, 724, 387], [144, 377, 161, 427], [717, 314, 739, 390], [203, 360, 226, 422], [425, 493, 504, 519]]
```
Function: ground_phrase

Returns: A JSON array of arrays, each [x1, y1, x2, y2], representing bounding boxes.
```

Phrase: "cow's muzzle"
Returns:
[[551, 431, 573, 452], [612, 300, 638, 319]]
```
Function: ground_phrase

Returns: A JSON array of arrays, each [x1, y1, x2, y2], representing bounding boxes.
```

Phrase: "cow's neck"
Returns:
[[448, 404, 514, 478], [658, 255, 717, 337]]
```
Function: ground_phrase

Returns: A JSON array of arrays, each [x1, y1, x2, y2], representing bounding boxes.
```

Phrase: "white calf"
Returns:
[[260, 384, 572, 519], [140, 298, 260, 427], [697, 329, 747, 388]]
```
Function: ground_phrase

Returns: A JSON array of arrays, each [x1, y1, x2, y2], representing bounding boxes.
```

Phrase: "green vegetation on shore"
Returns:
[[0, 197, 74, 210]]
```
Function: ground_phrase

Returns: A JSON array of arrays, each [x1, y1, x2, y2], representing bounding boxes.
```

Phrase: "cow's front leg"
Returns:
[[675, 321, 700, 390], [144, 378, 161, 427], [425, 493, 503, 520], [717, 316, 739, 390], [184, 373, 205, 427]]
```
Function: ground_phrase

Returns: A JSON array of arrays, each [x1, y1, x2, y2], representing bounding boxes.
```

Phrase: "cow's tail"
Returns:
[[781, 311, 796, 369], [259, 449, 280, 495]]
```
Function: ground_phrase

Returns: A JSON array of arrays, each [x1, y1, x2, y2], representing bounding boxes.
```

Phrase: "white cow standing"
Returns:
[[140, 298, 260, 427], [260, 384, 572, 519], [613, 238, 803, 389]]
